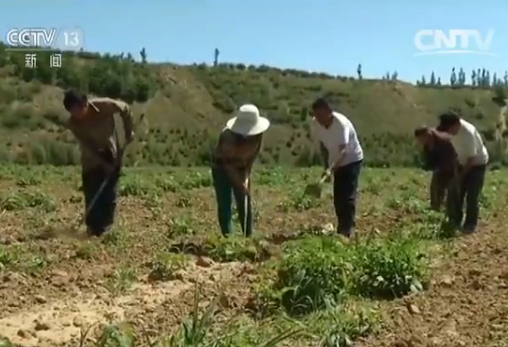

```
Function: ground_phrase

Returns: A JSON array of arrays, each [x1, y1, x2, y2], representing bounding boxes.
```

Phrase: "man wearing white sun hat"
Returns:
[[211, 104, 270, 237]]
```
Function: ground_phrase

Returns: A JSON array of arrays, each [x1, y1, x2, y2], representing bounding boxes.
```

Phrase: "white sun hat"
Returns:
[[226, 104, 270, 136]]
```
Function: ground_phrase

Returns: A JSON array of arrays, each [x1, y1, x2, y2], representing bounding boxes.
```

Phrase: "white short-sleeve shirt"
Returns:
[[450, 119, 488, 166], [313, 111, 364, 167]]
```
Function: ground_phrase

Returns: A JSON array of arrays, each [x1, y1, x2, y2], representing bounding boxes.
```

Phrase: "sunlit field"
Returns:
[[1, 165, 507, 347]]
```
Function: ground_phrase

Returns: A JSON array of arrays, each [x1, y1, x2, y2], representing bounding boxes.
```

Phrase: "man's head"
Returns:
[[311, 97, 333, 127], [63, 90, 88, 119], [438, 110, 461, 135], [414, 126, 433, 146]]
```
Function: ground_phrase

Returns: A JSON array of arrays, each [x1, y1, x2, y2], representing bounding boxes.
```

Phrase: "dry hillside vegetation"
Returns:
[[0, 44, 506, 167]]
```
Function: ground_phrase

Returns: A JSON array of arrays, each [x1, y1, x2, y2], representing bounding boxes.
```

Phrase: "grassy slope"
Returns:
[[0, 54, 504, 166]]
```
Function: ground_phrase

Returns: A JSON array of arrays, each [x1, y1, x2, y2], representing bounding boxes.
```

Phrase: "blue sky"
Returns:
[[0, 0, 506, 83]]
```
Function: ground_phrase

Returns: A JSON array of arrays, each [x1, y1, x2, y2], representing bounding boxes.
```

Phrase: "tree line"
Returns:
[[0, 43, 158, 104]]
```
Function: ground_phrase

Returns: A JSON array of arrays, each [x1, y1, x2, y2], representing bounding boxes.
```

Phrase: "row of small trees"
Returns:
[[419, 68, 508, 88], [0, 43, 157, 104], [355, 64, 508, 89]]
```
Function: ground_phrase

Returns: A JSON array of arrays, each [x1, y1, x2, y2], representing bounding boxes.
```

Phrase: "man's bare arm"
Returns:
[[319, 142, 329, 170]]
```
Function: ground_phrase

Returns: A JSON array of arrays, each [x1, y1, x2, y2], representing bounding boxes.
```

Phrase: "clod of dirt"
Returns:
[[405, 302, 420, 315], [17, 329, 34, 338], [429, 337, 443, 347], [439, 275, 454, 287], [322, 223, 335, 234], [3, 272, 27, 285], [471, 279, 483, 290], [34, 320, 51, 331], [35, 295, 47, 304], [442, 319, 459, 338], [219, 293, 232, 308], [468, 269, 482, 277], [173, 269, 187, 281], [72, 316, 84, 328], [196, 256, 213, 268], [239, 263, 256, 275]]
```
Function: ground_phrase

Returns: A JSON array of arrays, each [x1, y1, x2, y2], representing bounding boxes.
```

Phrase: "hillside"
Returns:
[[0, 43, 506, 167]]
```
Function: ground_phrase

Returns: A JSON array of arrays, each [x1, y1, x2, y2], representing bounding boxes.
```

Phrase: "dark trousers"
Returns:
[[446, 164, 486, 230], [333, 160, 362, 236], [211, 166, 253, 236], [82, 166, 120, 236], [430, 171, 453, 211]]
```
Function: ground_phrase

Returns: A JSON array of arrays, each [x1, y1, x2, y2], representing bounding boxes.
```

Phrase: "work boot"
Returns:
[[86, 226, 107, 237], [461, 225, 477, 234], [337, 227, 353, 238]]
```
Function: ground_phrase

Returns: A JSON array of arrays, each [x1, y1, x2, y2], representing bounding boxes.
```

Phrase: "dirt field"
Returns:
[[0, 165, 507, 347]]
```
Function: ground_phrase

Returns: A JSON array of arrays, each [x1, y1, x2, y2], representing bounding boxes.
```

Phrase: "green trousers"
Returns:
[[211, 166, 253, 236]]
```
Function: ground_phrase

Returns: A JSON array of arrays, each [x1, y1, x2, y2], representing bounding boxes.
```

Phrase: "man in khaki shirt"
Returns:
[[63, 90, 134, 237]]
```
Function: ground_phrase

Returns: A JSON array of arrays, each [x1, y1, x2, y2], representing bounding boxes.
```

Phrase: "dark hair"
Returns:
[[438, 110, 461, 131], [414, 126, 429, 137], [63, 89, 87, 111], [311, 97, 332, 111]]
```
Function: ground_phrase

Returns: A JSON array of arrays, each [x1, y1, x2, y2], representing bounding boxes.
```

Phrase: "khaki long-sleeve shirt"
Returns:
[[67, 97, 133, 172]]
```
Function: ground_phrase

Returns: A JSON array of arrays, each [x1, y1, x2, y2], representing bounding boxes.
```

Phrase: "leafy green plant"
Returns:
[[204, 235, 273, 263], [148, 252, 188, 282], [259, 237, 354, 316], [104, 267, 137, 294], [308, 304, 380, 347], [0, 190, 56, 212], [167, 216, 196, 237], [352, 235, 427, 298], [277, 194, 319, 212]]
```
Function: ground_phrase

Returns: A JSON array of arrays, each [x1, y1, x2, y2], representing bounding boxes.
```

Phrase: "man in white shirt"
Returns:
[[311, 98, 364, 238], [436, 111, 488, 233]]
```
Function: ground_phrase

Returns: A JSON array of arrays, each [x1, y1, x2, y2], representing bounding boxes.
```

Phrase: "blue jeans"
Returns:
[[446, 164, 486, 230]]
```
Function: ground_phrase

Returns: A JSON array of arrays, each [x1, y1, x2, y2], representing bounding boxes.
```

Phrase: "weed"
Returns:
[[204, 235, 273, 263], [74, 242, 99, 260], [120, 176, 159, 197], [0, 190, 56, 212], [176, 193, 192, 208], [102, 229, 127, 247], [0, 246, 18, 269], [277, 193, 319, 212], [271, 237, 352, 316], [71, 285, 300, 347], [167, 216, 196, 237], [353, 235, 427, 298], [15, 175, 42, 187], [104, 267, 137, 294], [155, 176, 180, 192], [148, 252, 188, 282], [308, 303, 380, 347], [256, 234, 428, 315]]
